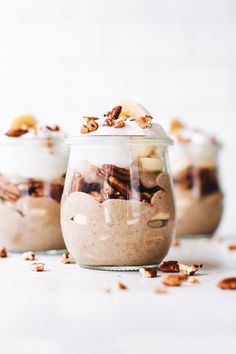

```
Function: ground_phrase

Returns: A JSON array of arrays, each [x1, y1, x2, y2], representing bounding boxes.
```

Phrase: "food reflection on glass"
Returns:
[[61, 101, 176, 270], [0, 114, 69, 251], [169, 119, 223, 238]]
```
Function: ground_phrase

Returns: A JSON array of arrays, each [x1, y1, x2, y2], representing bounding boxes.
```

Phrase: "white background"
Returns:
[[0, 0, 235, 237]]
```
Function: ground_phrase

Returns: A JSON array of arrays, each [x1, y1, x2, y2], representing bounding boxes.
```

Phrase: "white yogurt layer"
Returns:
[[0, 126, 69, 180], [170, 127, 220, 173]]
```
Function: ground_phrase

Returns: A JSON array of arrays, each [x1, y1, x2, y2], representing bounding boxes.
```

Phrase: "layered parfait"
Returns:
[[169, 119, 223, 237], [0, 114, 69, 251], [61, 101, 176, 270]]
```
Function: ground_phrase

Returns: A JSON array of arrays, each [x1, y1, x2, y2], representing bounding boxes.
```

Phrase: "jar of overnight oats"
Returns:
[[0, 115, 69, 251], [61, 101, 176, 270], [169, 120, 223, 238]]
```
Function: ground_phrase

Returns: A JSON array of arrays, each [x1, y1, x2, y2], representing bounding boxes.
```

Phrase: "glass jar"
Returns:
[[61, 136, 176, 270], [170, 143, 223, 237], [0, 137, 69, 251]]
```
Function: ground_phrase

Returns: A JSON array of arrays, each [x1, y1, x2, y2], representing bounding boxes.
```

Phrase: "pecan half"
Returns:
[[217, 277, 236, 290], [5, 128, 29, 137], [161, 274, 188, 287], [70, 173, 84, 193], [158, 261, 180, 273], [102, 164, 130, 182], [228, 243, 236, 251], [87, 119, 99, 132], [109, 176, 129, 198], [139, 267, 157, 278], [136, 115, 152, 129], [105, 106, 122, 120], [0, 176, 21, 201]]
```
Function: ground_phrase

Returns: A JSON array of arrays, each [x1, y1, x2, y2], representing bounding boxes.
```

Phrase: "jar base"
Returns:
[[79, 264, 159, 271]]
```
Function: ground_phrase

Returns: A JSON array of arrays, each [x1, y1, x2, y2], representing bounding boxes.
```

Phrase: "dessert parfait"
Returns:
[[61, 101, 176, 270], [0, 114, 69, 251], [169, 120, 223, 237]]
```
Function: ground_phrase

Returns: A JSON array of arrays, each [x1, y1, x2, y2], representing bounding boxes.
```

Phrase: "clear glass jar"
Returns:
[[170, 143, 223, 237], [61, 136, 176, 270], [0, 137, 69, 251]]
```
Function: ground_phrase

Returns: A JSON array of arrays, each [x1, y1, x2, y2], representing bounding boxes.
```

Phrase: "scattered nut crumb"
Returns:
[[189, 278, 200, 284], [172, 239, 180, 247], [22, 251, 35, 261], [179, 263, 202, 276], [117, 282, 127, 290], [61, 252, 76, 264], [217, 277, 236, 290], [158, 260, 180, 273], [227, 244, 236, 251], [0, 246, 7, 258], [139, 267, 157, 278], [30, 262, 45, 272], [154, 285, 168, 294], [103, 287, 111, 293], [161, 274, 188, 287]]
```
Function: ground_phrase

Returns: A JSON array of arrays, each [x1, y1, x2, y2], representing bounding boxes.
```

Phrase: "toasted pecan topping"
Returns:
[[5, 128, 29, 137], [114, 120, 125, 129], [0, 246, 7, 258], [217, 277, 236, 290], [136, 115, 152, 129], [105, 106, 122, 120]]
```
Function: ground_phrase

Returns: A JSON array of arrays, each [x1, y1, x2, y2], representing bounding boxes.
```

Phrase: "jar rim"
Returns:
[[0, 136, 66, 146], [66, 135, 174, 146]]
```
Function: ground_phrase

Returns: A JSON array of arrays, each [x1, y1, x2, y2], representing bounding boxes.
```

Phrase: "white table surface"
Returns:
[[0, 238, 235, 354]]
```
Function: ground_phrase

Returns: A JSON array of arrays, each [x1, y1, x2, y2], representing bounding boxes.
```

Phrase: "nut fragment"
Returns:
[[105, 106, 122, 120], [5, 128, 29, 137], [227, 244, 236, 251], [70, 172, 84, 193], [161, 274, 188, 287], [61, 252, 76, 264], [0, 246, 7, 258], [139, 267, 157, 278], [217, 277, 236, 290], [117, 282, 127, 290], [30, 262, 45, 272], [89, 191, 103, 203], [154, 285, 168, 293], [136, 115, 152, 129], [22, 251, 35, 261], [179, 263, 202, 276], [80, 125, 90, 134], [109, 176, 129, 197], [158, 261, 180, 273], [189, 278, 200, 284], [114, 120, 125, 129]]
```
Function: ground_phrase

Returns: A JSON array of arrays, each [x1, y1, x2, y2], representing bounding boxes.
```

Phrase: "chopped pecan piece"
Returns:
[[103, 118, 114, 127], [114, 120, 125, 129], [217, 277, 236, 290], [28, 180, 44, 197], [49, 183, 63, 203], [102, 164, 130, 182], [109, 176, 129, 198], [70, 172, 84, 193], [140, 192, 152, 203], [61, 252, 76, 264], [117, 282, 127, 290], [139, 267, 157, 278], [80, 125, 90, 134], [161, 274, 188, 287], [87, 119, 99, 132], [227, 243, 236, 251], [0, 176, 21, 202], [0, 246, 7, 258], [158, 261, 180, 273], [5, 128, 29, 137], [89, 191, 103, 203], [179, 263, 202, 276], [22, 251, 35, 261], [46, 125, 60, 131], [136, 115, 152, 129], [30, 262, 45, 272]]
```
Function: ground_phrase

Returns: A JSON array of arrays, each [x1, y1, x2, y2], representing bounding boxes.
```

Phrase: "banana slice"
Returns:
[[10, 114, 38, 130], [139, 157, 163, 172], [115, 100, 150, 120]]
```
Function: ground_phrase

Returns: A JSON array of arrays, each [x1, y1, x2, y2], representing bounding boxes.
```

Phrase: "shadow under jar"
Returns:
[[0, 137, 69, 251], [171, 143, 223, 238], [61, 136, 176, 270]]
